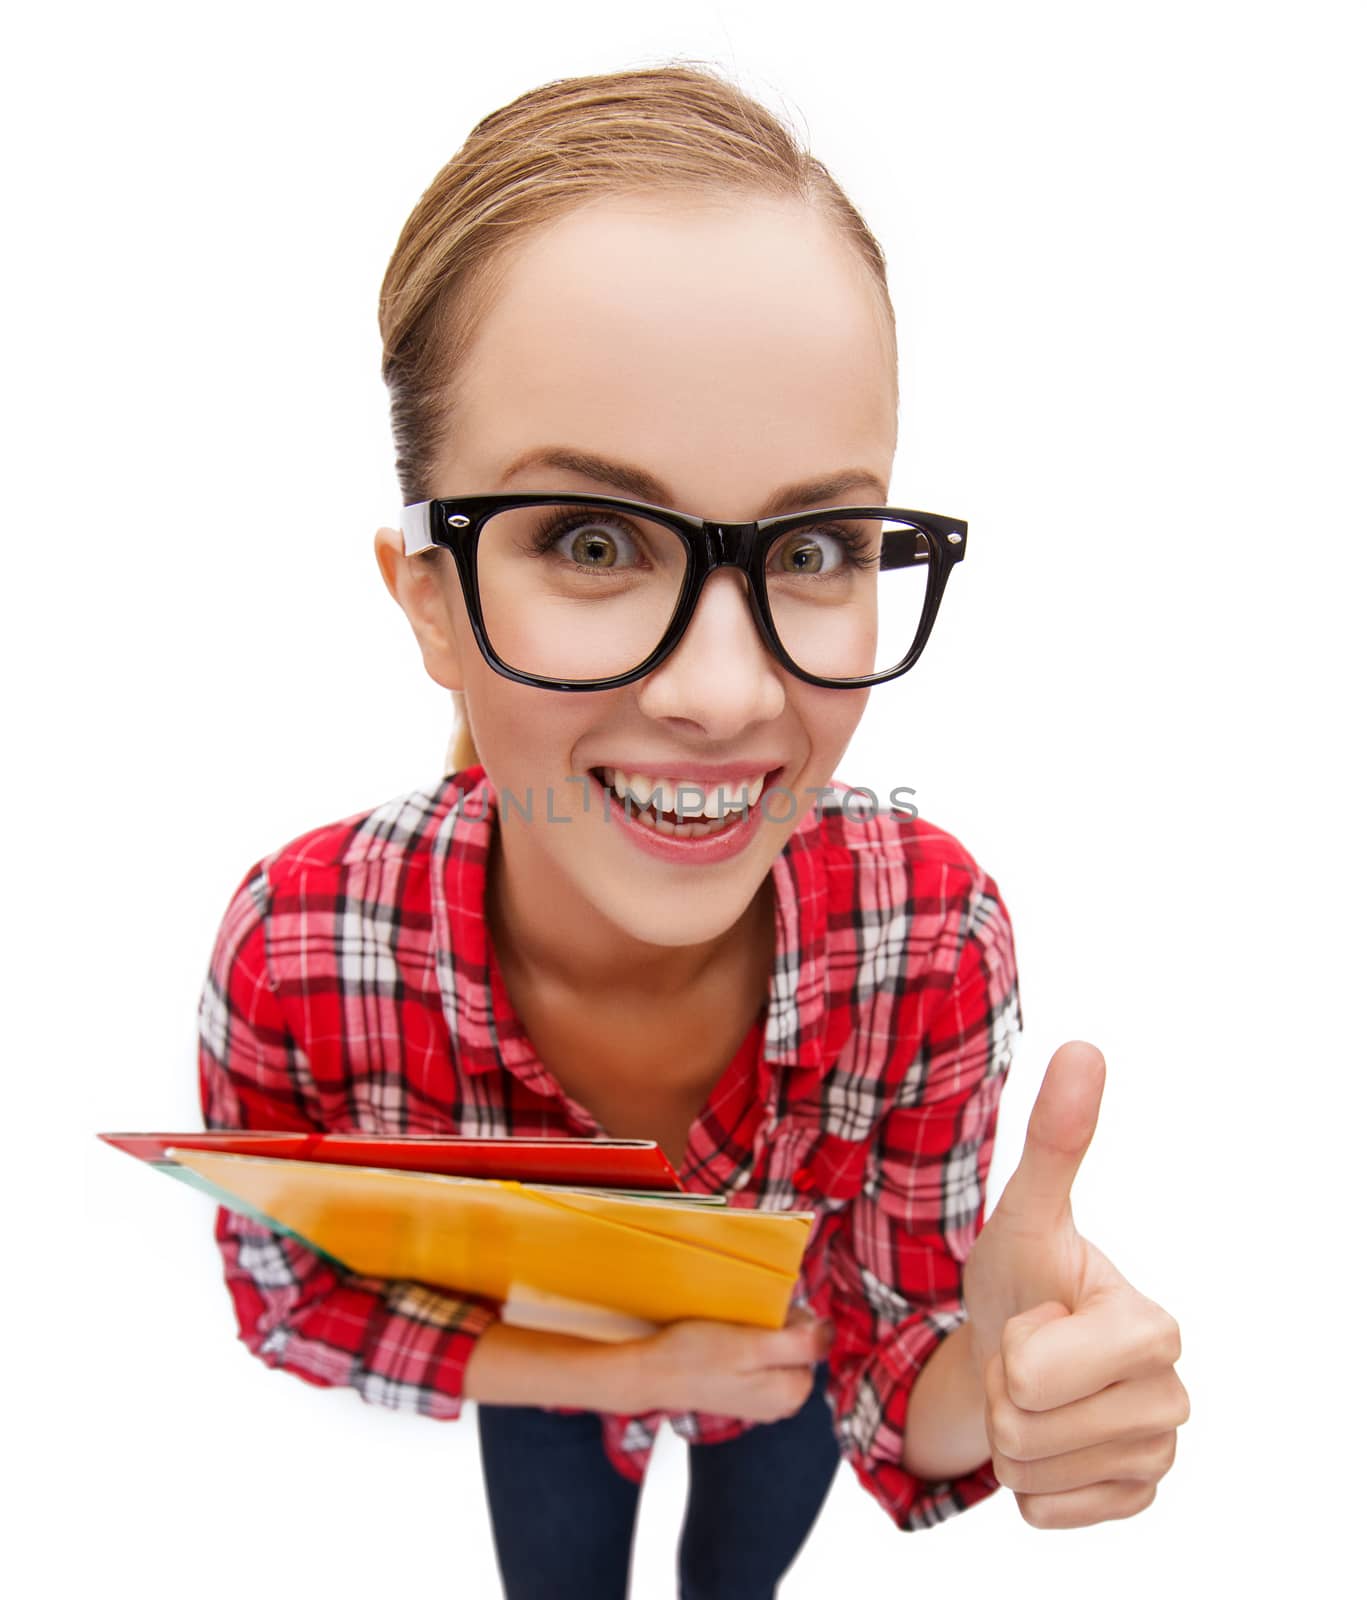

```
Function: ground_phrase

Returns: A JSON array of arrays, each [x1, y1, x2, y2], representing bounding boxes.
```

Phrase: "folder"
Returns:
[[100, 1132, 817, 1342]]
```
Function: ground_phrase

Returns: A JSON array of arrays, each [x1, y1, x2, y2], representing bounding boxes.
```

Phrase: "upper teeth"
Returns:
[[599, 768, 769, 820]]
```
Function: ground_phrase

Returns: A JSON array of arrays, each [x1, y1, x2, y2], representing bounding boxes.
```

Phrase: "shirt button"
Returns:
[[793, 1166, 814, 1189]]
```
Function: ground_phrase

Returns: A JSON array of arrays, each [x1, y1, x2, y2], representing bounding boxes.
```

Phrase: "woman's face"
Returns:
[[378, 192, 898, 952]]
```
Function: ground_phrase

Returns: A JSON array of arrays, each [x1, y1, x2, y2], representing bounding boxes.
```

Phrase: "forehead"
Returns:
[[447, 193, 897, 508]]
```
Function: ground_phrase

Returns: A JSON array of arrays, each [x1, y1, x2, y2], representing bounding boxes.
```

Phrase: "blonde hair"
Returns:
[[376, 59, 898, 778]]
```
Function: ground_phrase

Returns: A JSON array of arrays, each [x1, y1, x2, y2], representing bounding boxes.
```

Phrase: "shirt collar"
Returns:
[[427, 768, 832, 1125]]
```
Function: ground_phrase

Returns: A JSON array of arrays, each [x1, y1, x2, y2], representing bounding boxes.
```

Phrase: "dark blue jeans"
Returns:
[[476, 1362, 841, 1600]]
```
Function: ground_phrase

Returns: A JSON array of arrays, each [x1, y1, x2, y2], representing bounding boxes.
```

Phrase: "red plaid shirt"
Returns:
[[198, 765, 1023, 1532]]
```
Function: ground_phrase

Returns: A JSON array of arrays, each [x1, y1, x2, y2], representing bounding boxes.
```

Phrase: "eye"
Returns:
[[532, 511, 645, 570], [774, 524, 851, 576]]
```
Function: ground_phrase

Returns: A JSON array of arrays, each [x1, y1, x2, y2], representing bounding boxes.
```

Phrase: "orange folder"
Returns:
[[102, 1133, 816, 1342]]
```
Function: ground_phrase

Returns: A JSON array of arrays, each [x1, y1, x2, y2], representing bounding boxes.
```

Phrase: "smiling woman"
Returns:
[[194, 59, 1041, 1600], [373, 197, 920, 966], [382, 71, 899, 797]]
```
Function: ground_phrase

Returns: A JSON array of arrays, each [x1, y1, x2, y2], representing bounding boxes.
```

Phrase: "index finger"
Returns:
[[1003, 1291, 1181, 1410]]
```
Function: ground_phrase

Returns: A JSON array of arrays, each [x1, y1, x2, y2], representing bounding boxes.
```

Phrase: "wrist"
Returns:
[[464, 1321, 657, 1410], [590, 1332, 658, 1413], [902, 1318, 992, 1480], [613, 1330, 669, 1413]]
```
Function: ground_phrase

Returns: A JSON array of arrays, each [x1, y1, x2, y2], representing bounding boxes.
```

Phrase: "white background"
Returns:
[[6, 1, 1362, 1594]]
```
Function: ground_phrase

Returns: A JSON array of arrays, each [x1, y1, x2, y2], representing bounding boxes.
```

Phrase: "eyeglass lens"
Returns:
[[473, 502, 931, 683]]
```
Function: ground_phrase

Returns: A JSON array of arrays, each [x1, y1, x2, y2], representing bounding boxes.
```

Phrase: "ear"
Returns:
[[373, 525, 466, 692]]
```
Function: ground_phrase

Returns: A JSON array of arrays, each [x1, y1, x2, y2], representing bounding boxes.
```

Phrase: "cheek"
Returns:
[[803, 686, 870, 759], [466, 688, 558, 779], [463, 677, 623, 791]]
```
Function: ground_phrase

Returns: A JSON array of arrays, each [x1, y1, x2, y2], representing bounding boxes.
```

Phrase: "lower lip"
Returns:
[[589, 769, 782, 866]]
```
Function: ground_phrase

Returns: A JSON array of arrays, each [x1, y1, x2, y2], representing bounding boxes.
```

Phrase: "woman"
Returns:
[[200, 62, 1186, 1600]]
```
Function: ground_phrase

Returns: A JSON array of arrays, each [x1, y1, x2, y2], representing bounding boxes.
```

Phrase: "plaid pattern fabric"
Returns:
[[198, 765, 1023, 1532]]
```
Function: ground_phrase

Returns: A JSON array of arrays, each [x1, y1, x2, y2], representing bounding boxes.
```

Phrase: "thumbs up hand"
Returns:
[[961, 1041, 1190, 1529]]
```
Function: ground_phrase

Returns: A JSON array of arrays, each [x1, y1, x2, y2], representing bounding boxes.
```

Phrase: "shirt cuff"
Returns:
[[829, 1296, 1000, 1532], [227, 1212, 501, 1421]]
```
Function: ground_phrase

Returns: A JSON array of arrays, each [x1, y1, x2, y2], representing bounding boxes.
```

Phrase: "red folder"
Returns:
[[98, 1131, 684, 1191]]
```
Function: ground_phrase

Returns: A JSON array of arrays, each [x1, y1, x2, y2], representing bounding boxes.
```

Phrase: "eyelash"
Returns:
[[525, 509, 882, 571], [791, 527, 881, 573]]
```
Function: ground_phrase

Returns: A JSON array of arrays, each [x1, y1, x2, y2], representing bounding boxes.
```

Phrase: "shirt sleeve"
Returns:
[[196, 856, 502, 1420], [823, 867, 1023, 1531]]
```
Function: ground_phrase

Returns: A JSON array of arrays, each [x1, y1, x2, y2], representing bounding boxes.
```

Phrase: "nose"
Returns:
[[634, 566, 786, 741]]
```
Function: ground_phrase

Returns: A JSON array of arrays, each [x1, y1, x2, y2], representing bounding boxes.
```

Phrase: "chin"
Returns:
[[590, 873, 760, 950]]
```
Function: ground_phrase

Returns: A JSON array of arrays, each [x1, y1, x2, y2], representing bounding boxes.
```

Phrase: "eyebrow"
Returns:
[[497, 446, 888, 519]]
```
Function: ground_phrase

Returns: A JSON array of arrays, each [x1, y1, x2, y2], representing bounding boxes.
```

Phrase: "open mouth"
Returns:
[[586, 766, 784, 839]]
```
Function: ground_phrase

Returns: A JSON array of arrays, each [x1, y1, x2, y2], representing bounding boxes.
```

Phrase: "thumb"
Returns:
[[775, 1305, 832, 1363], [997, 1040, 1105, 1231]]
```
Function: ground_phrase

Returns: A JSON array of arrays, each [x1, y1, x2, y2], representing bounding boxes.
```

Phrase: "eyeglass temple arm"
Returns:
[[401, 502, 438, 556], [881, 530, 933, 571]]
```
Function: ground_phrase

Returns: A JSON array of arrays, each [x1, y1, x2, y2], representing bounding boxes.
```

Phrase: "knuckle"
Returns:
[[989, 1402, 1024, 1460], [1152, 1307, 1182, 1364], [1154, 1429, 1179, 1476], [990, 1451, 1024, 1491], [1001, 1351, 1046, 1413], [1132, 1432, 1171, 1480], [1170, 1372, 1192, 1427], [1119, 1481, 1160, 1519], [1016, 1492, 1053, 1529]]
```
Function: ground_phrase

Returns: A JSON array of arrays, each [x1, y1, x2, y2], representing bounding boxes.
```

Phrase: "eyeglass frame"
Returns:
[[400, 491, 967, 692]]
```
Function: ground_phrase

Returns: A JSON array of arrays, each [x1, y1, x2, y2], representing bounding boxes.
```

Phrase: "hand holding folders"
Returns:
[[634, 1303, 836, 1422]]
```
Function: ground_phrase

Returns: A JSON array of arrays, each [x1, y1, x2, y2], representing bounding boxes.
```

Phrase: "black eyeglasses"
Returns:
[[400, 492, 967, 692]]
